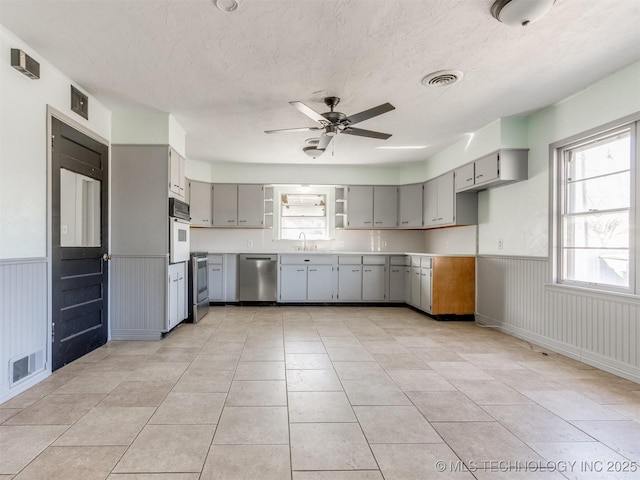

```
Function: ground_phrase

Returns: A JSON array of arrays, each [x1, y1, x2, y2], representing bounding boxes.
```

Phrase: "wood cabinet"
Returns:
[[423, 171, 477, 228], [431, 256, 475, 315], [455, 149, 528, 192], [169, 147, 186, 200], [399, 184, 423, 228], [189, 180, 212, 227]]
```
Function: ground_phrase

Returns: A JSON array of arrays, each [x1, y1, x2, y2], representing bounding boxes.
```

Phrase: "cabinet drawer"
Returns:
[[363, 255, 386, 265], [411, 256, 422, 267], [389, 255, 408, 266], [280, 254, 334, 265], [421, 256, 432, 268], [338, 255, 362, 265], [207, 254, 223, 264]]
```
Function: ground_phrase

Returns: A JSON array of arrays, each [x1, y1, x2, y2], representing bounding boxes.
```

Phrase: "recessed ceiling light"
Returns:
[[376, 146, 428, 150], [421, 70, 463, 87], [214, 0, 238, 12]]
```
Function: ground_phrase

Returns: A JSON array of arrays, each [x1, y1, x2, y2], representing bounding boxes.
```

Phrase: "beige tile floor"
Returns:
[[1, 306, 640, 479]]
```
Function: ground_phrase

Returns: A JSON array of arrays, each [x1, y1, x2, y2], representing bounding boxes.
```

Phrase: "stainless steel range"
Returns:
[[188, 251, 209, 322]]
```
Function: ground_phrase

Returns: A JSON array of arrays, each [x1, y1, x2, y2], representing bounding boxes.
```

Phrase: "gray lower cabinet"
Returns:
[[280, 265, 308, 301], [307, 265, 334, 301], [362, 265, 386, 301], [410, 266, 421, 307], [168, 262, 187, 331], [338, 264, 362, 301], [420, 266, 432, 313], [207, 255, 224, 302]]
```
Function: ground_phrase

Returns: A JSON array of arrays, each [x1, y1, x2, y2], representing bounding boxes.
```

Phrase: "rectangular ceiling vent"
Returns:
[[71, 85, 89, 120], [10, 350, 45, 386]]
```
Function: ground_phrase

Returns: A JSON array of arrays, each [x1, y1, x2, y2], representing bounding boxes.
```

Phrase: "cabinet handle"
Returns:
[[352, 269, 359, 272], [374, 221, 382, 224], [437, 217, 442, 221], [476, 174, 484, 179], [239, 220, 246, 223], [364, 221, 372, 225], [309, 269, 317, 272], [432, 218, 437, 222], [401, 221, 408, 224], [227, 220, 235, 223], [297, 269, 305, 272]]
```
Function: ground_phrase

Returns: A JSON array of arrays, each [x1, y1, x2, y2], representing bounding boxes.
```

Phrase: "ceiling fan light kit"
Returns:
[[490, 0, 556, 27]]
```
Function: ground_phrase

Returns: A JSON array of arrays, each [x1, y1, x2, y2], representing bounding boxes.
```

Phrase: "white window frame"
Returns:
[[272, 185, 336, 241], [551, 114, 639, 295]]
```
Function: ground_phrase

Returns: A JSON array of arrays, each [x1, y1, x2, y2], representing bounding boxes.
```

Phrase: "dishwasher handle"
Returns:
[[240, 254, 278, 262]]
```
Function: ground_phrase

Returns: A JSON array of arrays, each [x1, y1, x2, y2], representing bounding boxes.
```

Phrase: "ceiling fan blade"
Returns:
[[342, 127, 392, 140], [318, 133, 334, 150], [343, 103, 395, 126], [264, 126, 322, 134], [289, 101, 327, 124]]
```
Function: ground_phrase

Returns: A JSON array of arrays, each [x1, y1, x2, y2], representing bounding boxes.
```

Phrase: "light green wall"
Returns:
[[479, 60, 640, 257]]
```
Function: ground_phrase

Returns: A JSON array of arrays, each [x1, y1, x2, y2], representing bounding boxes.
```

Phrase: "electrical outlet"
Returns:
[[383, 241, 388, 248], [247, 240, 253, 247], [498, 239, 503, 250]]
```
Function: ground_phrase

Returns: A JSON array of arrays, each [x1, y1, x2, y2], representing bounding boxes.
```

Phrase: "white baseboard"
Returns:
[[475, 313, 640, 385]]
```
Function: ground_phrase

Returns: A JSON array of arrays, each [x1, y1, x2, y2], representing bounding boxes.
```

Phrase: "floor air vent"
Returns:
[[10, 350, 44, 386]]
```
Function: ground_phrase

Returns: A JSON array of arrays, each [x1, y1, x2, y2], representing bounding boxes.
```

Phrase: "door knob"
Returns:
[[102, 253, 112, 261]]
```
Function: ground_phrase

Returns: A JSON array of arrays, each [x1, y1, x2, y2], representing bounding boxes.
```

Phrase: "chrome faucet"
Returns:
[[298, 232, 306, 251]]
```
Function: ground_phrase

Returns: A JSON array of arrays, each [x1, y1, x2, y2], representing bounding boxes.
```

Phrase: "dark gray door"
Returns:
[[51, 117, 109, 370]]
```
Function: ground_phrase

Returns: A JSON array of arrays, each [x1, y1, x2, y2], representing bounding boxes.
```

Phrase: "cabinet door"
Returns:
[[237, 184, 264, 227], [423, 178, 438, 227], [177, 267, 186, 321], [420, 267, 432, 313], [373, 186, 398, 228], [169, 148, 180, 196], [455, 163, 475, 191], [338, 265, 362, 301], [404, 267, 411, 303], [399, 184, 423, 227], [280, 265, 307, 301], [189, 181, 212, 227], [363, 265, 385, 301], [212, 184, 238, 226], [178, 154, 186, 197], [436, 172, 455, 225], [410, 267, 421, 307], [347, 186, 373, 228], [389, 267, 405, 302], [168, 270, 179, 329], [307, 265, 334, 302], [208, 263, 224, 301], [474, 152, 499, 185]]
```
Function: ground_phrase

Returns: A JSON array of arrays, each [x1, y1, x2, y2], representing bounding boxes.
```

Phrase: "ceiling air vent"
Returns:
[[421, 70, 464, 87]]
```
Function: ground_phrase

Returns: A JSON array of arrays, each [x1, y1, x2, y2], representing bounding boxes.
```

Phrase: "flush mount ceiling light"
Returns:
[[490, 0, 555, 27], [421, 70, 463, 87], [214, 0, 238, 12], [303, 138, 325, 159]]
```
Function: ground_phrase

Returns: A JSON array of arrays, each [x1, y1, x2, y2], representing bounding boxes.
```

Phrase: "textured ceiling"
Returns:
[[1, 0, 639, 165]]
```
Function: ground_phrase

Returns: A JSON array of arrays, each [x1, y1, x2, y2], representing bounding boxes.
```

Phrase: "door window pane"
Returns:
[[60, 168, 101, 247]]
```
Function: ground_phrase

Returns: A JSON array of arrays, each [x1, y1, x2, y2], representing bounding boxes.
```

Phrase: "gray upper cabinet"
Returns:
[[455, 148, 528, 192], [212, 184, 238, 226], [373, 186, 398, 228], [399, 184, 423, 228], [347, 186, 374, 228], [237, 184, 264, 227], [347, 185, 397, 228], [189, 180, 212, 227], [168, 147, 186, 200], [424, 171, 477, 228]]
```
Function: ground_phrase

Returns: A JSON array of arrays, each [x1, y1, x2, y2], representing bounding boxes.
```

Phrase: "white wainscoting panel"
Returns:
[[0, 259, 48, 403], [476, 256, 640, 383]]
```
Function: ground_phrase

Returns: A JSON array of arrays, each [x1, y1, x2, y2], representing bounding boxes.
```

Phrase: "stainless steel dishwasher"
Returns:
[[239, 254, 278, 302]]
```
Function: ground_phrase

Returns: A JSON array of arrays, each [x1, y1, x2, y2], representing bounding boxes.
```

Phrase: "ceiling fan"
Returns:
[[265, 96, 395, 153]]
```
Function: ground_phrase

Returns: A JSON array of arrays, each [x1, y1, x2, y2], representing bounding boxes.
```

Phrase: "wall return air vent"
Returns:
[[10, 350, 44, 386]]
